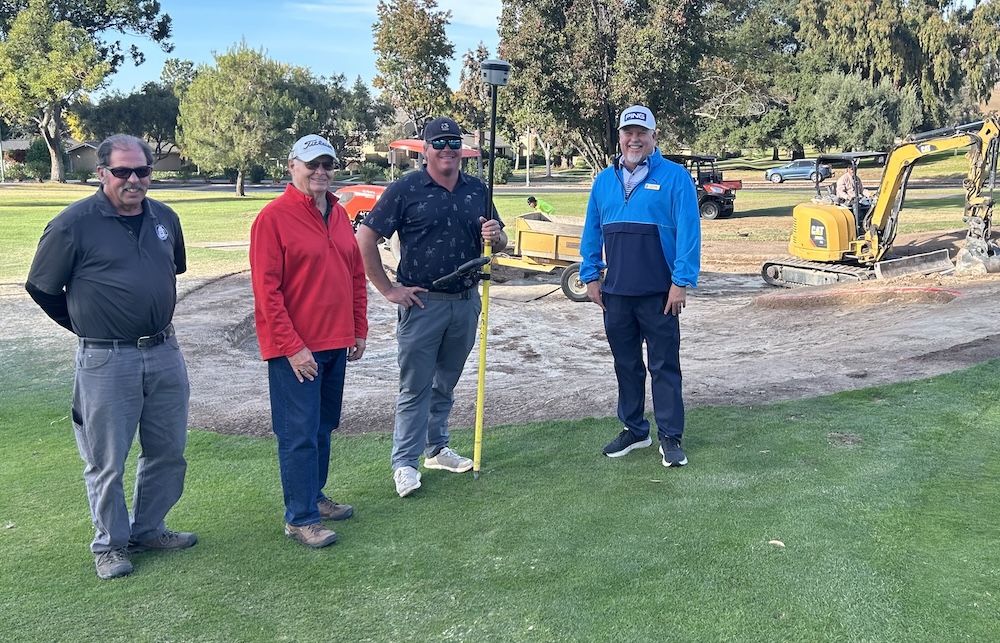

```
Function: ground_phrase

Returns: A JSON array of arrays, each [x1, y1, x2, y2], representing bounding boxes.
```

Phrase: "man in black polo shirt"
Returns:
[[357, 117, 507, 498], [25, 134, 196, 580]]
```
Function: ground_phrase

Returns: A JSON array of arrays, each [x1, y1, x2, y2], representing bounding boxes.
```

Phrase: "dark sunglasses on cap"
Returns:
[[430, 139, 463, 150], [298, 158, 337, 171], [104, 165, 153, 179]]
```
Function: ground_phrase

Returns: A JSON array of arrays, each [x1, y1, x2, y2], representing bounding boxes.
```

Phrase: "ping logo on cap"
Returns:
[[623, 111, 648, 124]]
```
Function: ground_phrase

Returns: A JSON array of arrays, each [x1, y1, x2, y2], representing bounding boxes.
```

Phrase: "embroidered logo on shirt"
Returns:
[[645, 183, 660, 191], [155, 224, 169, 240]]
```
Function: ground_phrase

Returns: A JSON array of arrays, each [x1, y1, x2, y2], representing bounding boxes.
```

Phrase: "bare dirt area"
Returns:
[[5, 229, 1000, 437]]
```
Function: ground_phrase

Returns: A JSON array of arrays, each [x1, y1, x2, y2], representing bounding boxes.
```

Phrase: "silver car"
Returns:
[[764, 159, 833, 183]]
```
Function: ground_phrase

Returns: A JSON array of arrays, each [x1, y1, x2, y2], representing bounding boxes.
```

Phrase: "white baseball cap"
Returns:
[[618, 105, 656, 130], [289, 134, 338, 162]]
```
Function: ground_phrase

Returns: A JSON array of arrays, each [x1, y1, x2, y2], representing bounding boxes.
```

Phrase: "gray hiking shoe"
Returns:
[[128, 529, 198, 553], [285, 522, 338, 548], [95, 548, 133, 580], [423, 446, 473, 473], [393, 466, 422, 497], [318, 498, 354, 521]]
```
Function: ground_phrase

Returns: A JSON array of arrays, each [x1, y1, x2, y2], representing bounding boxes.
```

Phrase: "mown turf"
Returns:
[[1, 336, 998, 642]]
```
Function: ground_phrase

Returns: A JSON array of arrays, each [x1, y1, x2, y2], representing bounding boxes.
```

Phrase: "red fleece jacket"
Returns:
[[250, 185, 368, 360]]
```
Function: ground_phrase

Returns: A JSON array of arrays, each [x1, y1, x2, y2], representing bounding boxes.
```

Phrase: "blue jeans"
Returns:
[[268, 349, 347, 525], [602, 292, 684, 441], [72, 335, 190, 553], [392, 295, 480, 470]]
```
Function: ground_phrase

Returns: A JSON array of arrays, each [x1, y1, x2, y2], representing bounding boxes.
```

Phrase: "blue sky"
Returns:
[[103, 0, 502, 97]]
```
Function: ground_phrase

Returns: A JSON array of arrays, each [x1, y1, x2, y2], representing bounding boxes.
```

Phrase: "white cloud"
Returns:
[[286, 0, 501, 25], [438, 0, 502, 29], [286, 1, 375, 15]]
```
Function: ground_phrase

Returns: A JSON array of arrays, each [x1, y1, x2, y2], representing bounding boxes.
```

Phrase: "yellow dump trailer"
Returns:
[[493, 212, 590, 301]]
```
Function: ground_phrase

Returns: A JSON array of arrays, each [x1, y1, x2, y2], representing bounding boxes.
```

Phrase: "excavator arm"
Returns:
[[858, 118, 1000, 263]]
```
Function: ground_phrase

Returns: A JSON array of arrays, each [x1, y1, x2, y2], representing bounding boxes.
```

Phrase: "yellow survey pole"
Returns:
[[472, 59, 510, 480]]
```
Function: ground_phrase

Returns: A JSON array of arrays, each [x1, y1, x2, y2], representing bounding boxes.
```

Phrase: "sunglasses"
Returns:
[[430, 139, 463, 150], [104, 166, 152, 179], [299, 159, 337, 171]]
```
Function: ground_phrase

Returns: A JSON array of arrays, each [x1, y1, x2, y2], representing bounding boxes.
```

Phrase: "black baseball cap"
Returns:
[[424, 117, 462, 141]]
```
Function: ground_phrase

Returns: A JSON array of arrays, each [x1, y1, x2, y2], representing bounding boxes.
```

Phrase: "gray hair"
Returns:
[[96, 134, 154, 167]]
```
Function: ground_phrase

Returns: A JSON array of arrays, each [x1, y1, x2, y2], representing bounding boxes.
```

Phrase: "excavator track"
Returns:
[[761, 258, 873, 288]]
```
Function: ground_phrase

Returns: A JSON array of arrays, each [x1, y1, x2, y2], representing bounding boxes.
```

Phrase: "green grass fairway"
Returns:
[[2, 347, 998, 641]]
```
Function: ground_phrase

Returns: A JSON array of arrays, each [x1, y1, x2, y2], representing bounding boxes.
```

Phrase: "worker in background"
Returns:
[[835, 165, 872, 205], [527, 196, 555, 215]]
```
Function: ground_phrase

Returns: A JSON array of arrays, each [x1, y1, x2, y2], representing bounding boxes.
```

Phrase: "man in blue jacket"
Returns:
[[579, 105, 701, 467]]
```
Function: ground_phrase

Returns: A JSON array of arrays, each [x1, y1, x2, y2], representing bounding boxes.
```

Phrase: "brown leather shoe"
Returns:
[[317, 498, 354, 521], [285, 522, 338, 548]]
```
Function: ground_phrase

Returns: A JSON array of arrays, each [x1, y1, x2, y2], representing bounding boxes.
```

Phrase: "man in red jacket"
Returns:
[[250, 134, 368, 548]]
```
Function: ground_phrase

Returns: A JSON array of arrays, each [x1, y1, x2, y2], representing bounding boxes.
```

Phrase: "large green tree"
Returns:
[[499, 0, 710, 173], [796, 0, 1000, 127], [177, 43, 368, 196], [372, 0, 454, 135], [71, 82, 179, 160], [0, 0, 109, 182], [690, 0, 801, 158], [0, 0, 171, 181], [179, 43, 315, 196]]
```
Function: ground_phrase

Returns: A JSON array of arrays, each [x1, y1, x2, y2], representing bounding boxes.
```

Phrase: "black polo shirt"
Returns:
[[362, 169, 501, 293], [26, 188, 186, 339]]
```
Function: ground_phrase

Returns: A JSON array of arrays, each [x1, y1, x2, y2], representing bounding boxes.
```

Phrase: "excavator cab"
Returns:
[[788, 153, 885, 263]]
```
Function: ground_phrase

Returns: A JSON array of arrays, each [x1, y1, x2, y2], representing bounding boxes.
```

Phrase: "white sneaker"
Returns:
[[423, 446, 474, 473], [393, 466, 422, 497]]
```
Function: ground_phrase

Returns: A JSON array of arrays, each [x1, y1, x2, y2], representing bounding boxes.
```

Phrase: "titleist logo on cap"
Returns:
[[303, 139, 333, 150]]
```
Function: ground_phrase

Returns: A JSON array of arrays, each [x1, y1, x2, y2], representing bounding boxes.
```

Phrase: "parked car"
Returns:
[[334, 184, 385, 230], [764, 159, 833, 184]]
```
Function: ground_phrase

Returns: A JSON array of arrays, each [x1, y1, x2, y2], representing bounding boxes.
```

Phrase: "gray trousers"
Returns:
[[72, 335, 190, 553], [392, 294, 480, 470]]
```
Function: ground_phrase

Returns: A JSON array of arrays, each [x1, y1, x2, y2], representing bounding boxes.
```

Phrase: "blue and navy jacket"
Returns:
[[580, 149, 701, 294]]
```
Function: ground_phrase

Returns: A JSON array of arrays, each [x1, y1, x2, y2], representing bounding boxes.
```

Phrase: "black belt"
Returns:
[[420, 288, 476, 300], [79, 324, 175, 349]]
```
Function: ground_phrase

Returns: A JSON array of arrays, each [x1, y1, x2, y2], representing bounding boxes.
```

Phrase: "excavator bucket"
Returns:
[[873, 249, 954, 279]]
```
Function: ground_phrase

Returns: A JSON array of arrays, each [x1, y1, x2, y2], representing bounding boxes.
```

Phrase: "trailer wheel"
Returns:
[[560, 263, 590, 302]]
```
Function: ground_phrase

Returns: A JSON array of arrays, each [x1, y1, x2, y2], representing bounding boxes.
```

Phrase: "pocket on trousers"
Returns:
[[398, 303, 413, 326], [77, 347, 113, 369]]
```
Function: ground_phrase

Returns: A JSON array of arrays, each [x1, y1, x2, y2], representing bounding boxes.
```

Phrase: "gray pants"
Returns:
[[392, 294, 480, 470], [72, 335, 190, 553]]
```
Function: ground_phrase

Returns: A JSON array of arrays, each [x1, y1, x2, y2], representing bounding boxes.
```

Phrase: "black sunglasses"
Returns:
[[104, 165, 152, 179], [299, 159, 337, 171], [430, 139, 463, 150]]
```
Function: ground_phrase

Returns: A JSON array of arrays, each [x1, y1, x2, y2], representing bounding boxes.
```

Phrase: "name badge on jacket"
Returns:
[[645, 183, 660, 191]]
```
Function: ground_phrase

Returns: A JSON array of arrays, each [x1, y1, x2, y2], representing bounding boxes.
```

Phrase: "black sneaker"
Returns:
[[602, 429, 652, 457], [659, 436, 688, 467]]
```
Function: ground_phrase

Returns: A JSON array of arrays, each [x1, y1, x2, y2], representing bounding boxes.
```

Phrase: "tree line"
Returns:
[[2, 0, 998, 189]]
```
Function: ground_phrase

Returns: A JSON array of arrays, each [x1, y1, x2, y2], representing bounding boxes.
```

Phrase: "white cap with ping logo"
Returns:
[[618, 105, 655, 130]]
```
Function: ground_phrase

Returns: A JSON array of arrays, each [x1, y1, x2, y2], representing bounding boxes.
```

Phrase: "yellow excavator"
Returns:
[[761, 118, 1000, 287]]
